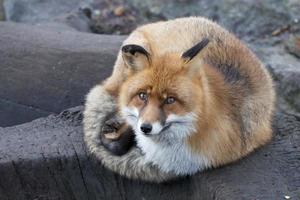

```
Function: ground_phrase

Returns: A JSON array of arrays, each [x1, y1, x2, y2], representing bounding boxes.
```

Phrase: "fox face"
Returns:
[[121, 71, 197, 137], [119, 38, 210, 138]]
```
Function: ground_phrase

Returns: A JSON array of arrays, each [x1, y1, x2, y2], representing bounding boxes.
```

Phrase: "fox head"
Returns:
[[119, 38, 210, 137]]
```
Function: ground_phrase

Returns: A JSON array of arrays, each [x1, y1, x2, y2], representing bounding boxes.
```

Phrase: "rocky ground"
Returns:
[[2, 0, 300, 38]]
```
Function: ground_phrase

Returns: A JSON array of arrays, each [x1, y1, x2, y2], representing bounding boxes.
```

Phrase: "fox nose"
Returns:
[[140, 123, 152, 134]]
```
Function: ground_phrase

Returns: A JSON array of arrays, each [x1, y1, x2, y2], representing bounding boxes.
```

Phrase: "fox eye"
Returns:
[[138, 92, 148, 101], [165, 96, 175, 104]]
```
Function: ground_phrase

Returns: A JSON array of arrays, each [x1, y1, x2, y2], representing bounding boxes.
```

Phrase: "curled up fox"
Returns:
[[83, 17, 275, 182]]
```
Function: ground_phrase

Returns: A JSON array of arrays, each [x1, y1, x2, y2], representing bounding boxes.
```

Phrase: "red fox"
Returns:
[[84, 17, 275, 181]]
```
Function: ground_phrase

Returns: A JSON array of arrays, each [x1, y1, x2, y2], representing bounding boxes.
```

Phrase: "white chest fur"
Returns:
[[135, 125, 211, 175], [122, 107, 211, 175]]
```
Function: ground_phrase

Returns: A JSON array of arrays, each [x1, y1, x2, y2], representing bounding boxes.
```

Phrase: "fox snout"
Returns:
[[137, 120, 164, 136], [140, 123, 152, 134], [121, 106, 166, 136], [122, 105, 197, 138]]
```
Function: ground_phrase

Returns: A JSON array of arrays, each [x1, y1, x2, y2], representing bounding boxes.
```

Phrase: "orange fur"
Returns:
[[103, 17, 275, 169]]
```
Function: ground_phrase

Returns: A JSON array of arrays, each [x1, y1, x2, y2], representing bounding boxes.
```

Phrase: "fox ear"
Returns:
[[182, 38, 210, 76], [182, 38, 209, 63], [121, 44, 150, 71]]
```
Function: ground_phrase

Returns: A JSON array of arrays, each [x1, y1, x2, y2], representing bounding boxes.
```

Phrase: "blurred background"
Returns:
[[0, 0, 300, 127], [1, 0, 299, 39]]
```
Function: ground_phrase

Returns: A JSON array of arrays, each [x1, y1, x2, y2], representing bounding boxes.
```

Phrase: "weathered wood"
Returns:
[[0, 22, 126, 127], [0, 106, 299, 200]]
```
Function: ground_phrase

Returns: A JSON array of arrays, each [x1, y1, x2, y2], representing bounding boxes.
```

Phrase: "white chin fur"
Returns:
[[137, 112, 210, 175], [124, 109, 211, 175], [121, 108, 210, 175]]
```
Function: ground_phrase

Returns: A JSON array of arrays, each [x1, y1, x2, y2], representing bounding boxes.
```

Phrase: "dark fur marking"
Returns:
[[182, 38, 210, 61], [216, 63, 244, 85], [207, 60, 250, 89], [101, 127, 135, 156], [212, 62, 252, 146], [122, 45, 149, 58], [234, 111, 248, 147], [101, 111, 136, 156], [207, 59, 253, 145]]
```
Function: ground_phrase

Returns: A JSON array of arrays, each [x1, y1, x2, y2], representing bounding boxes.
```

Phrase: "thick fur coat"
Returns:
[[83, 17, 275, 182]]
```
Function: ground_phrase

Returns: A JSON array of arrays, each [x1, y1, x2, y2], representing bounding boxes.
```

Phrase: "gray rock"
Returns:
[[4, 0, 90, 23], [251, 44, 300, 114], [285, 34, 300, 58], [0, 98, 50, 128], [4, 0, 300, 38], [3, 0, 93, 32], [0, 106, 299, 200], [0, 22, 126, 127], [0, 0, 4, 21], [89, 0, 300, 39]]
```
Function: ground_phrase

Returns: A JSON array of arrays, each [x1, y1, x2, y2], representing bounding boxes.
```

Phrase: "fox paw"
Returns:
[[101, 114, 135, 156]]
